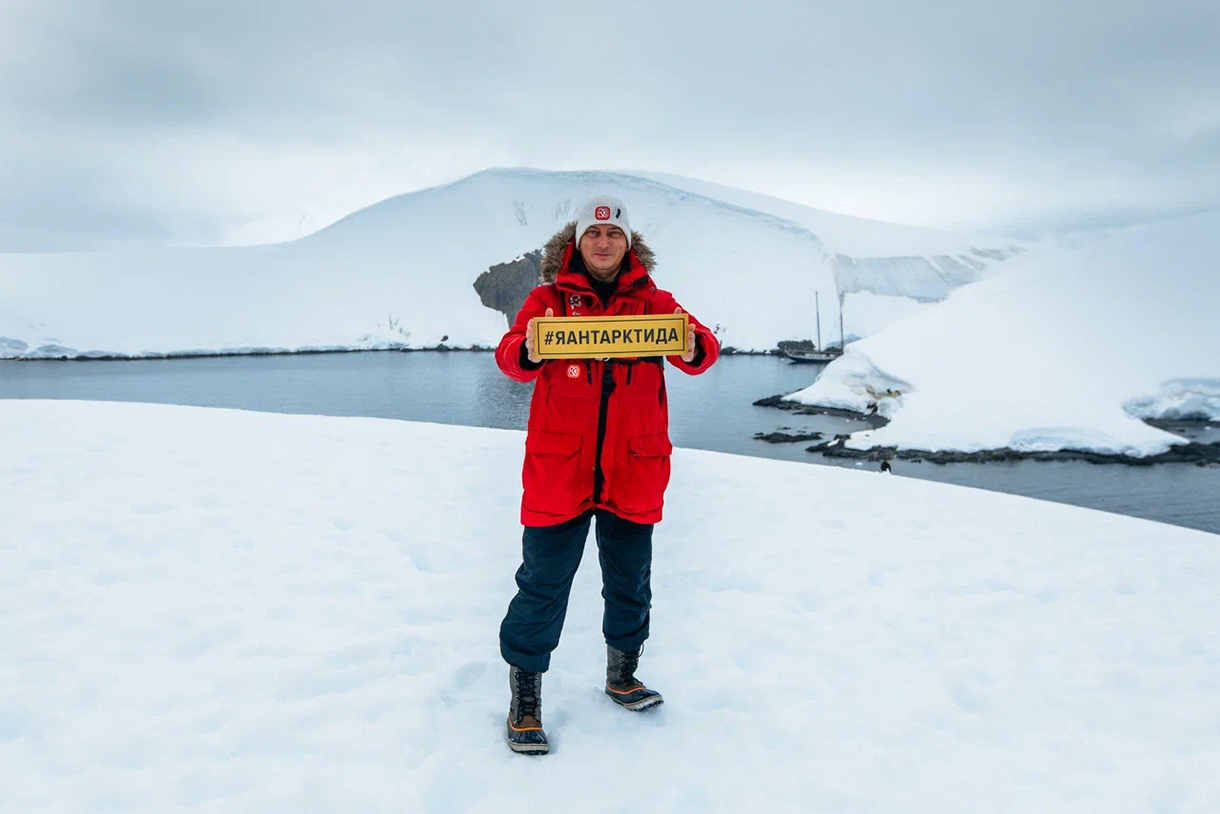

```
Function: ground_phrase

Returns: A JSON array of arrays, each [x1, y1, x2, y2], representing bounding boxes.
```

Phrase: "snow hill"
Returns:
[[221, 209, 343, 247], [632, 171, 1026, 299], [786, 210, 1220, 454], [2, 400, 1216, 811], [0, 169, 1021, 359]]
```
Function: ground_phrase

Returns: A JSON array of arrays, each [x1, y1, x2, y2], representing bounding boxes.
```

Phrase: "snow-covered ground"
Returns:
[[0, 169, 1019, 359], [839, 291, 931, 344], [2, 400, 1216, 812], [786, 210, 1220, 455], [1125, 378, 1220, 423]]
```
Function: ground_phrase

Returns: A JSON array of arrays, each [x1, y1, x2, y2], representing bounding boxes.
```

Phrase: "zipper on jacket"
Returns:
[[567, 273, 648, 505], [592, 360, 616, 503]]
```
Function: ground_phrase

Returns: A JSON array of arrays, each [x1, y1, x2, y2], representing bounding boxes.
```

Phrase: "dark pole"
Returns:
[[839, 294, 845, 350], [815, 291, 822, 350]]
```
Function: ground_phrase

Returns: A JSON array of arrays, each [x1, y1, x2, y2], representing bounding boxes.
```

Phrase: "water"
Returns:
[[3, 353, 1217, 535]]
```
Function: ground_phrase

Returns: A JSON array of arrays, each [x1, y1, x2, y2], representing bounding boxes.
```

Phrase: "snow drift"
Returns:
[[785, 210, 1220, 454], [0, 169, 1019, 359], [1, 400, 1216, 811]]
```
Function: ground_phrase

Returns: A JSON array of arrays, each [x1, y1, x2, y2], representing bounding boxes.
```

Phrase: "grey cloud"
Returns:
[[1, 0, 1218, 247], [0, 162, 178, 251]]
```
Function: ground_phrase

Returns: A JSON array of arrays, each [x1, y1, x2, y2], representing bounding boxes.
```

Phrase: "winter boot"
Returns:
[[605, 644, 664, 711], [505, 665, 549, 754]]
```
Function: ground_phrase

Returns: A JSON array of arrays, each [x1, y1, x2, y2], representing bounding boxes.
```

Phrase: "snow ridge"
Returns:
[[786, 209, 1220, 455]]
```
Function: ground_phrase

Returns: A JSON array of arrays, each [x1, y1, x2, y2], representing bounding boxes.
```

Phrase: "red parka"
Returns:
[[496, 223, 719, 527]]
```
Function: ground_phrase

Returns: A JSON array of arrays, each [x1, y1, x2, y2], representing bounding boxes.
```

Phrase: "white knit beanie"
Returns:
[[575, 195, 632, 250]]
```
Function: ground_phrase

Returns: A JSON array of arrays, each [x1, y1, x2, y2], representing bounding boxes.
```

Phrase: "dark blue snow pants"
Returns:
[[499, 509, 653, 674]]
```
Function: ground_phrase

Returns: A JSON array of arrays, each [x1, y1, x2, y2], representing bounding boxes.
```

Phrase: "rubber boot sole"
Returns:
[[506, 739, 550, 755], [505, 717, 550, 755], [605, 687, 665, 712]]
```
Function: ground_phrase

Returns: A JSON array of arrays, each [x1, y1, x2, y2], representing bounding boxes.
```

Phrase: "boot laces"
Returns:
[[623, 650, 639, 679], [612, 645, 642, 685], [514, 669, 540, 721]]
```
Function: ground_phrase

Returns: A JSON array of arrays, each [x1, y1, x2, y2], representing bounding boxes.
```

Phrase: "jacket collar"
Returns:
[[539, 221, 656, 286], [552, 240, 651, 297]]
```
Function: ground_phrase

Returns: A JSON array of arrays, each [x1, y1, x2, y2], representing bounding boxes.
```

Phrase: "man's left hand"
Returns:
[[675, 307, 697, 363]]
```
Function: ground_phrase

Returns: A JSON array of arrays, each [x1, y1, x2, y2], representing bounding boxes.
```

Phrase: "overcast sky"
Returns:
[[2, 0, 1218, 248]]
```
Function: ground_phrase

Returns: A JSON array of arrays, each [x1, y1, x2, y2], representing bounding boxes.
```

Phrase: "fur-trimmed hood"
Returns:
[[539, 221, 656, 283]]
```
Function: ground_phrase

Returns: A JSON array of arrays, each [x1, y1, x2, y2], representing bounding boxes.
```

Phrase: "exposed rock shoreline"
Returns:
[[5, 340, 790, 363], [752, 394, 890, 428], [754, 393, 1220, 466], [811, 438, 1220, 467], [753, 430, 825, 444], [2, 345, 495, 362]]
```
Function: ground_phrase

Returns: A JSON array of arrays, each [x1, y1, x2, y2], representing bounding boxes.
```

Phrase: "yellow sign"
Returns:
[[532, 314, 689, 360]]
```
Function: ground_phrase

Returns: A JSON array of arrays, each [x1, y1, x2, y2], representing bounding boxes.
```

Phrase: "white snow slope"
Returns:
[[632, 170, 1027, 299], [0, 169, 1019, 359], [221, 209, 343, 248], [2, 400, 1217, 812], [786, 210, 1220, 454]]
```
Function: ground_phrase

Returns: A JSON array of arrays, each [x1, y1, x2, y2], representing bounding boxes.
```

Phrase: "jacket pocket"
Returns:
[[611, 433, 673, 515], [522, 431, 587, 517]]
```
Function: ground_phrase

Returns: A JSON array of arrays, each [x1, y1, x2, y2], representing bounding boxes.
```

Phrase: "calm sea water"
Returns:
[[2, 353, 1217, 535]]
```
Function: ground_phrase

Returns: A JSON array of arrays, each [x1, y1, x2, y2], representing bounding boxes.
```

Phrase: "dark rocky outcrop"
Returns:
[[1145, 417, 1220, 430], [753, 394, 794, 408], [807, 440, 1220, 467], [756, 392, 1219, 467], [474, 250, 543, 325], [752, 394, 890, 428], [753, 430, 824, 444]]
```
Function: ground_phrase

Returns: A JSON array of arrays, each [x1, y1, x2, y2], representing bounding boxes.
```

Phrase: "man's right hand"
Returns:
[[525, 308, 554, 364]]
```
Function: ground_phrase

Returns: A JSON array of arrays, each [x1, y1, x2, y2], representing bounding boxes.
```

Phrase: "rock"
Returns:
[[753, 431, 824, 444], [474, 251, 543, 325], [813, 441, 1220, 467]]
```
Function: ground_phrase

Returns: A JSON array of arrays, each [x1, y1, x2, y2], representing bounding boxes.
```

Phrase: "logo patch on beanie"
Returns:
[[594, 206, 611, 220]]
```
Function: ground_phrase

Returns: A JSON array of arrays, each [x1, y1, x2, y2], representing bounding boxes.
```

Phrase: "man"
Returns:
[[494, 195, 719, 754]]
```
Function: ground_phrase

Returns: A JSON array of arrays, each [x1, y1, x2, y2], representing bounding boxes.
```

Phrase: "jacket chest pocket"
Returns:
[[544, 360, 596, 401], [616, 360, 666, 413]]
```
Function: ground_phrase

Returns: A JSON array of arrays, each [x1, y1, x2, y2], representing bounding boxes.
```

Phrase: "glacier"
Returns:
[[0, 169, 1020, 360]]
